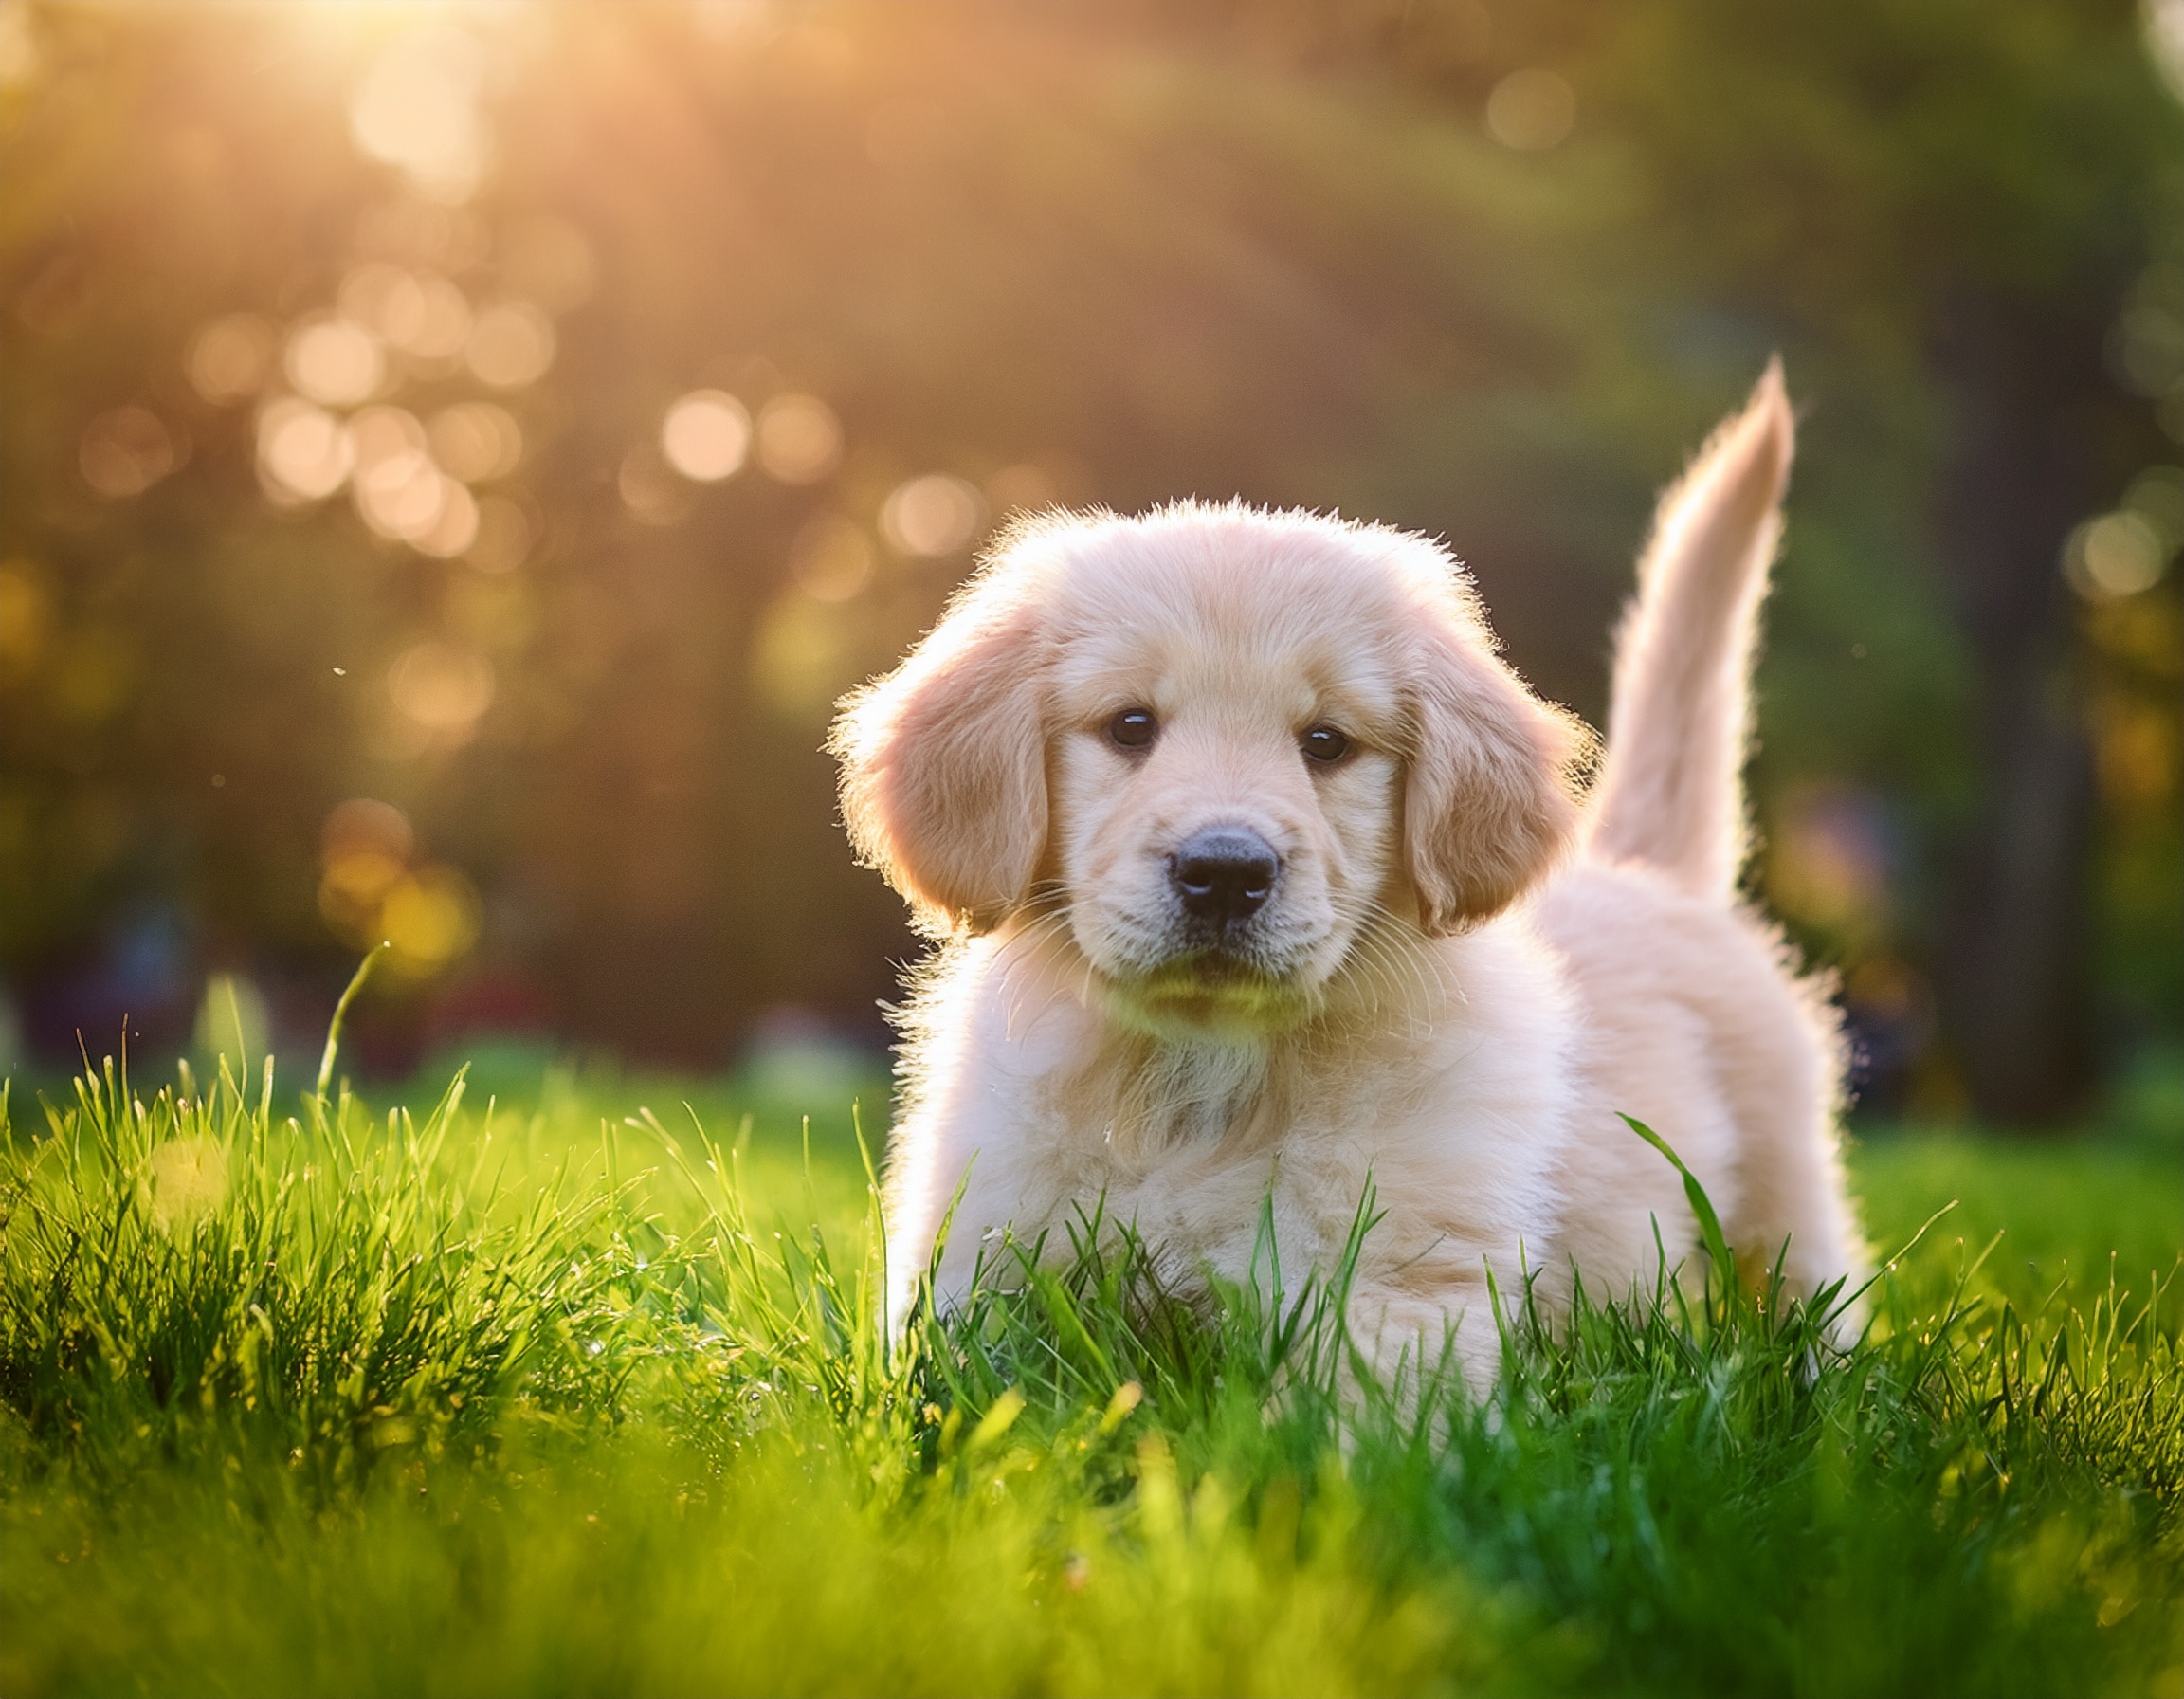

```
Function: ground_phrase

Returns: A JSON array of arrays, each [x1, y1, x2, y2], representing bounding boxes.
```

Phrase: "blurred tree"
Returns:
[[1, 0, 2176, 1117], [1552, 0, 2184, 1124], [1277, 0, 2184, 1122]]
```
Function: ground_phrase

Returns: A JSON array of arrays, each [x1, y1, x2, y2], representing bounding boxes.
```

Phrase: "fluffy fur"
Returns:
[[830, 363, 1866, 1387]]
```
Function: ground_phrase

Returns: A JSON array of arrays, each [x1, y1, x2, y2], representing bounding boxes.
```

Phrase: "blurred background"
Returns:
[[1, 0, 2178, 1127]]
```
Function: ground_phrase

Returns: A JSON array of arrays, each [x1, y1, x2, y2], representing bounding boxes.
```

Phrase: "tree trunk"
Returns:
[[1928, 290, 2105, 1125]]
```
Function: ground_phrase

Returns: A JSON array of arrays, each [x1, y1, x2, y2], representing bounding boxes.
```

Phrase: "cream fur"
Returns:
[[830, 365, 1866, 1389]]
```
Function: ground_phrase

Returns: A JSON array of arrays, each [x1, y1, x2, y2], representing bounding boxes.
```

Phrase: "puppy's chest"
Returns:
[[1026, 1042, 1381, 1178]]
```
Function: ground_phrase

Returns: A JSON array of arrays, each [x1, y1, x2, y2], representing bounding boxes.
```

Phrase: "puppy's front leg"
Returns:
[[1345, 1280, 1506, 1405]]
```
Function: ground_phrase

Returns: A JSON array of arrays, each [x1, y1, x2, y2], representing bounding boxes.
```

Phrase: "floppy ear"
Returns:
[[829, 575, 1047, 934], [1403, 599, 1586, 935]]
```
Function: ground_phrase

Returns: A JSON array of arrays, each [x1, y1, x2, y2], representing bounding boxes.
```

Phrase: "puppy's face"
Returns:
[[833, 505, 1582, 1039], [1041, 535, 1406, 1032]]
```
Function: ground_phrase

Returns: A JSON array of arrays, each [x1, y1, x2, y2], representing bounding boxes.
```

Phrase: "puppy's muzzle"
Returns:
[[1169, 827, 1280, 930]]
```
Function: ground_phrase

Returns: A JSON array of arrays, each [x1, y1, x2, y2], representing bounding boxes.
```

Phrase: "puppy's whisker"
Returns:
[[1333, 903, 1409, 999], [993, 904, 1083, 1036], [1336, 906, 1438, 1038]]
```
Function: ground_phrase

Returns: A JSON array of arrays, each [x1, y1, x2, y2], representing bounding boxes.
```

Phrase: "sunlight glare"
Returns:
[[348, 24, 492, 204]]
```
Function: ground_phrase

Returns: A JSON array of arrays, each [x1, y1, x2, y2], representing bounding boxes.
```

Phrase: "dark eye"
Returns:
[[1301, 724, 1352, 764], [1107, 707, 1158, 751]]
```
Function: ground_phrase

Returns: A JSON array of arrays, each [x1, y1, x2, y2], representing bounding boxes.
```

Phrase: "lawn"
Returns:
[[1, 1036, 2177, 1699]]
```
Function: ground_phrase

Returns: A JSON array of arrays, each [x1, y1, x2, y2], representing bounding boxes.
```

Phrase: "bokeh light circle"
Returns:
[[882, 474, 986, 557], [80, 407, 178, 499], [428, 402, 523, 482], [285, 315, 385, 407], [187, 315, 275, 404], [661, 390, 752, 482], [388, 640, 495, 733], [755, 393, 843, 484], [465, 301, 555, 389], [257, 398, 355, 502], [2066, 512, 2167, 600], [1486, 68, 1575, 150]]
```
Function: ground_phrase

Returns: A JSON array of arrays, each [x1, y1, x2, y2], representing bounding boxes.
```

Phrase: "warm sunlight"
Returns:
[[3, 4, 2178, 1693]]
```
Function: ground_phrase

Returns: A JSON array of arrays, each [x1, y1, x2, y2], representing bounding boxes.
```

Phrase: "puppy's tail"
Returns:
[[1587, 360, 1793, 902]]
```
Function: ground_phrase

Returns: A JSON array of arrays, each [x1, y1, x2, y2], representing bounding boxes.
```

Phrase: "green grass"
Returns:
[[1, 1042, 2178, 1698]]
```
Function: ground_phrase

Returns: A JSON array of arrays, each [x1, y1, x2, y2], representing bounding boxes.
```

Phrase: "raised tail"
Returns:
[[1586, 360, 1794, 901]]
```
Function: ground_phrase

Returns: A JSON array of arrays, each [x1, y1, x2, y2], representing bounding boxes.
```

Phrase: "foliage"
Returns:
[[2, 2, 2177, 1106], [2, 1045, 2177, 1697]]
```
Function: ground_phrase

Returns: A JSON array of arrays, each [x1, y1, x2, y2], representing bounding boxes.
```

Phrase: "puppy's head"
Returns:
[[832, 504, 1583, 1035]]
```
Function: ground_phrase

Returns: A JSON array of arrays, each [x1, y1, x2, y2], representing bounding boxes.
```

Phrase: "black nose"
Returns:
[[1170, 828, 1280, 925]]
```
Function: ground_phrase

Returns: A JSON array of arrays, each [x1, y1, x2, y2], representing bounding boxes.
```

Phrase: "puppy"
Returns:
[[832, 363, 1866, 1388]]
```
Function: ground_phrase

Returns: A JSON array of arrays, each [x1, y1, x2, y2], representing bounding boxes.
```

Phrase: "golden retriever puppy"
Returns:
[[832, 363, 1866, 1388]]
